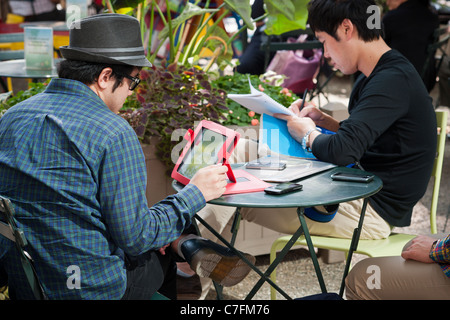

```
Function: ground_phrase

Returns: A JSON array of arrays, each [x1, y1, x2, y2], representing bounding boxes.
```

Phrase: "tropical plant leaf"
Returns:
[[223, 0, 254, 30], [264, 0, 309, 35], [200, 27, 233, 65], [263, 0, 296, 20], [159, 2, 218, 41]]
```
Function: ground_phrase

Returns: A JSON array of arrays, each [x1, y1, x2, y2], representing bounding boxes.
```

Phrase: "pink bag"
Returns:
[[267, 35, 322, 94]]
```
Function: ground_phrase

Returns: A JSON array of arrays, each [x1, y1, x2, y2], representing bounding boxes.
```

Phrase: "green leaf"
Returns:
[[159, 2, 219, 41], [200, 26, 233, 65], [264, 0, 309, 35], [223, 0, 254, 30], [263, 0, 296, 21]]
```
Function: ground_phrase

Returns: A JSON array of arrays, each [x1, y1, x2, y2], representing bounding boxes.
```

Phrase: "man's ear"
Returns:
[[96, 67, 113, 90], [340, 18, 355, 40]]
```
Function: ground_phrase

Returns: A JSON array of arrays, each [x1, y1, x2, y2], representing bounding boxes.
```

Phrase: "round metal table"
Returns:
[[173, 165, 383, 299], [0, 59, 58, 79]]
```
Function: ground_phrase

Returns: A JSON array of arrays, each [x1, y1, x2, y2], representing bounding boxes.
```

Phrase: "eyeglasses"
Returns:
[[119, 73, 141, 91]]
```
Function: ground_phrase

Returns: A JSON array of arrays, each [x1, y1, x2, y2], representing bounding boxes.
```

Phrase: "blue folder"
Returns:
[[261, 114, 335, 158]]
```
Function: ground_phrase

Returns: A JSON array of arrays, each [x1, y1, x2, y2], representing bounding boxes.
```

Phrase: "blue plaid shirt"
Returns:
[[0, 78, 205, 299]]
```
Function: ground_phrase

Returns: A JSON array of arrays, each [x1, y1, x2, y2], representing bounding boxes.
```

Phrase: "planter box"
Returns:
[[142, 125, 261, 206], [141, 138, 175, 207]]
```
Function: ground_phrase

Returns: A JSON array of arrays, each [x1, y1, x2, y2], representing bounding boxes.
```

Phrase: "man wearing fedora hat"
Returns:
[[0, 13, 254, 300]]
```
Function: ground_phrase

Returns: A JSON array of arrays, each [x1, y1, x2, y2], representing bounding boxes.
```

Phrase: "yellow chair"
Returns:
[[269, 110, 448, 299], [0, 33, 24, 53], [0, 32, 25, 92], [1, 14, 24, 51], [53, 34, 69, 58], [5, 14, 25, 24]]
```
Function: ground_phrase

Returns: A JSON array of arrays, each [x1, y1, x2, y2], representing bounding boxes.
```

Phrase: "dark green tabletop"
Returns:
[[173, 166, 382, 209]]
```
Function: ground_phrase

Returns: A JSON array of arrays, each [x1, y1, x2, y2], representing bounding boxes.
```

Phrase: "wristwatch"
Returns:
[[302, 128, 319, 152]]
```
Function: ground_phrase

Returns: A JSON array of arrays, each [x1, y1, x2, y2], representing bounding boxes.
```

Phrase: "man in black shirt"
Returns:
[[274, 0, 436, 233], [200, 0, 436, 243], [193, 0, 437, 298]]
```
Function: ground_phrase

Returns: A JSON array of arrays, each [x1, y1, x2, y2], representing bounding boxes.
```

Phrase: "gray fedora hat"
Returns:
[[60, 13, 152, 68]]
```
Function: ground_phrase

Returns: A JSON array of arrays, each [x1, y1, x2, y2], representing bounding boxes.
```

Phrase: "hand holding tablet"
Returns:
[[171, 120, 271, 195]]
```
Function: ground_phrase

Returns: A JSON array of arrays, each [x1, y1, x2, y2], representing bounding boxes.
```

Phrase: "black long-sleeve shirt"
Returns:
[[313, 50, 437, 227]]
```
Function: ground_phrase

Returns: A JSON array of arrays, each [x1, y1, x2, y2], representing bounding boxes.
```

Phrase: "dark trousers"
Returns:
[[236, 27, 268, 75], [122, 250, 177, 300], [0, 259, 7, 288]]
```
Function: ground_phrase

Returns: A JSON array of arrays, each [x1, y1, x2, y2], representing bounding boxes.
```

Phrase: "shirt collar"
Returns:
[[44, 78, 107, 108]]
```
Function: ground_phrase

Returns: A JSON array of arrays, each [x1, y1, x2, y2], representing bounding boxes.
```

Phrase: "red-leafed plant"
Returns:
[[119, 64, 228, 173]]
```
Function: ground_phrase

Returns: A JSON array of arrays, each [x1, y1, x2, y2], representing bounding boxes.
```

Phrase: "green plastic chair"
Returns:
[[0, 33, 25, 92], [269, 110, 448, 300]]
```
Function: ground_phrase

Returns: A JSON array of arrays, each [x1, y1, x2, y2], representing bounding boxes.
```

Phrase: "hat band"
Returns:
[[112, 55, 146, 61], [69, 46, 144, 53]]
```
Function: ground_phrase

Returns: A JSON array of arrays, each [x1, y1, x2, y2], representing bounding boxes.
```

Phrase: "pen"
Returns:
[[299, 89, 308, 111]]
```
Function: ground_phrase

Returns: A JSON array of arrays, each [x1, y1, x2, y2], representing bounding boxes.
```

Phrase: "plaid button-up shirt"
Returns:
[[430, 233, 450, 278], [0, 78, 205, 299]]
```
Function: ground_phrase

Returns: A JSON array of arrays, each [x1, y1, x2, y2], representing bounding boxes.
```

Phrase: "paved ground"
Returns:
[[205, 74, 450, 300]]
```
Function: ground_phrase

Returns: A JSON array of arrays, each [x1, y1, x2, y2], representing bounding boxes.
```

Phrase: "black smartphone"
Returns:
[[264, 182, 303, 195], [331, 171, 374, 183], [246, 161, 287, 171]]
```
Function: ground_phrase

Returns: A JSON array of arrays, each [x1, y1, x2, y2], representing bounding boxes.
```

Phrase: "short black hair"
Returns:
[[57, 60, 135, 92], [308, 0, 383, 42]]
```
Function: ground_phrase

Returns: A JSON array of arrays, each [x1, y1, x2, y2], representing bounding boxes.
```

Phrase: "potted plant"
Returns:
[[118, 67, 299, 204]]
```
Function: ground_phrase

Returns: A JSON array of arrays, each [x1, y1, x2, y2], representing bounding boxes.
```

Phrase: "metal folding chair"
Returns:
[[0, 196, 47, 300]]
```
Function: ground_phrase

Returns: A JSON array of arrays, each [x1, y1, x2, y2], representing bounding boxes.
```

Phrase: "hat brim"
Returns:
[[59, 46, 152, 68]]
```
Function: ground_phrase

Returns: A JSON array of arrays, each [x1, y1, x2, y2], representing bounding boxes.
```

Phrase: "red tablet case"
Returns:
[[171, 120, 271, 195]]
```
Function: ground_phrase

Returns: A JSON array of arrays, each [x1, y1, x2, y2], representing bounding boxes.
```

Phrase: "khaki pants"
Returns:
[[345, 235, 450, 300], [199, 138, 391, 240]]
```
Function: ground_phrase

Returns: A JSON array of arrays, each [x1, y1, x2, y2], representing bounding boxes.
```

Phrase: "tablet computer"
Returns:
[[172, 120, 239, 185], [171, 120, 271, 194]]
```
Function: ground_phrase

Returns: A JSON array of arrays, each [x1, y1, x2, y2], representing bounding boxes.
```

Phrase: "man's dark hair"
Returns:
[[57, 60, 135, 92], [308, 0, 383, 42]]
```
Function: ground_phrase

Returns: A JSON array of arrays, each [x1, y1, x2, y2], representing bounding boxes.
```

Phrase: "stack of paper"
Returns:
[[227, 79, 314, 158]]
